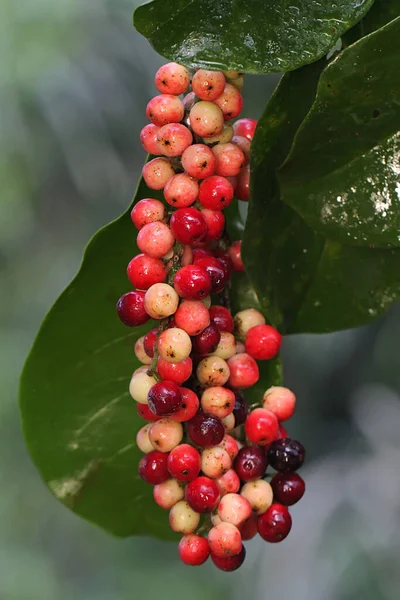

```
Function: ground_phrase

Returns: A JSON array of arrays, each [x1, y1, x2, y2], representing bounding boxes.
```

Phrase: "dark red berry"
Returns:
[[185, 476, 220, 513], [267, 438, 305, 472], [233, 392, 248, 427], [192, 248, 213, 261], [271, 472, 305, 506], [168, 443, 201, 482], [211, 545, 246, 571], [147, 381, 182, 416], [174, 265, 212, 300], [213, 249, 233, 279], [187, 412, 225, 447], [170, 207, 207, 245], [234, 445, 268, 481], [116, 291, 149, 327], [143, 328, 158, 358], [195, 257, 228, 294], [209, 306, 234, 333], [192, 323, 221, 355], [138, 450, 169, 485], [136, 402, 160, 422], [257, 503, 292, 543]]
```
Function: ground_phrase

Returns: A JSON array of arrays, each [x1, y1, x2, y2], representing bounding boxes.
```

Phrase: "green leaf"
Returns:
[[133, 0, 374, 74], [279, 16, 400, 247]]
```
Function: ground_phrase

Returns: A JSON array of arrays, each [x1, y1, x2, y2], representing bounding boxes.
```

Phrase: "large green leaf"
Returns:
[[133, 0, 374, 74], [279, 16, 400, 247]]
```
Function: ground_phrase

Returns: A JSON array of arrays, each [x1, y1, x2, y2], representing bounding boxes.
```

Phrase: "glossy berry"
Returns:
[[138, 450, 169, 485], [227, 353, 259, 390], [239, 515, 258, 541], [174, 265, 212, 300], [268, 438, 305, 472], [136, 423, 154, 453], [233, 118, 257, 141], [169, 387, 200, 422], [155, 62, 190, 95], [131, 198, 165, 230], [214, 83, 244, 121], [117, 291, 149, 327], [240, 479, 273, 515], [168, 443, 201, 482], [196, 356, 230, 387], [201, 446, 231, 479], [228, 241, 245, 272], [201, 209, 225, 242], [191, 69, 226, 101], [201, 386, 235, 419], [218, 493, 252, 527], [129, 367, 157, 404], [245, 324, 282, 360], [140, 123, 162, 155], [142, 157, 175, 190], [234, 308, 265, 337], [143, 328, 158, 358], [208, 522, 242, 557], [234, 445, 268, 482], [195, 257, 228, 294], [136, 402, 160, 422], [271, 472, 305, 506], [192, 323, 221, 355], [164, 173, 199, 208], [209, 305, 234, 333], [137, 222, 175, 259], [198, 176, 234, 211], [232, 392, 248, 427], [244, 408, 279, 446], [153, 478, 185, 509], [144, 283, 179, 319], [179, 534, 210, 566], [263, 386, 296, 421], [169, 500, 200, 534], [181, 143, 216, 179], [257, 503, 292, 543], [157, 327, 192, 363], [216, 468, 241, 496], [211, 545, 246, 571], [212, 143, 246, 177], [189, 101, 224, 138], [204, 123, 234, 145], [134, 337, 152, 365], [218, 435, 239, 461], [149, 418, 183, 452], [157, 356, 193, 385], [146, 94, 184, 126], [236, 164, 250, 201], [175, 300, 210, 336], [157, 123, 193, 157], [127, 254, 166, 290], [213, 331, 236, 360], [187, 413, 225, 447], [170, 208, 208, 245], [185, 476, 220, 513], [147, 381, 182, 416]]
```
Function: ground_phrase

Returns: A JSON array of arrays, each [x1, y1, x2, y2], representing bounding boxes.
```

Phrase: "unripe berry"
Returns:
[[263, 386, 296, 421], [216, 468, 240, 496], [214, 83, 243, 120], [268, 438, 305, 472], [155, 62, 190, 95], [117, 291, 149, 327], [228, 240, 245, 272], [211, 545, 246, 571], [209, 305, 234, 333], [136, 423, 154, 453], [195, 257, 229, 294], [136, 402, 160, 422], [245, 408, 279, 446], [168, 443, 201, 482], [218, 434, 239, 461], [146, 94, 184, 126], [127, 254, 167, 290], [138, 450, 169, 485], [234, 445, 268, 482], [137, 222, 175, 259], [174, 265, 212, 300], [231, 135, 251, 164], [157, 123, 193, 157], [227, 353, 259, 389], [157, 356, 193, 385], [131, 198, 165, 230], [153, 478, 185, 510], [208, 522, 242, 557], [213, 331, 237, 359], [198, 175, 234, 211], [236, 164, 250, 201], [129, 367, 157, 404], [192, 69, 226, 101], [134, 336, 152, 365], [187, 413, 225, 447], [189, 101, 224, 138], [181, 144, 216, 179], [234, 308, 265, 337], [142, 157, 175, 190], [201, 446, 231, 478], [203, 123, 234, 145], [147, 380, 182, 416], [157, 327, 192, 363], [175, 300, 210, 336], [192, 323, 221, 355], [169, 501, 200, 534], [271, 472, 305, 506], [170, 207, 208, 245], [245, 324, 282, 360], [197, 356, 230, 387], [169, 387, 199, 422], [179, 534, 210, 566], [218, 493, 252, 527], [257, 503, 292, 543], [212, 143, 245, 177], [163, 173, 199, 208], [140, 123, 162, 155], [149, 418, 183, 452], [201, 386, 235, 419], [144, 283, 179, 319], [221, 413, 235, 433], [185, 476, 220, 513], [201, 208, 225, 242], [241, 480, 274, 515], [233, 118, 257, 141]]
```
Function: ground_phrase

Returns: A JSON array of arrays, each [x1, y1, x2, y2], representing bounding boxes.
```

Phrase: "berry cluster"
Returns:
[[117, 63, 306, 571]]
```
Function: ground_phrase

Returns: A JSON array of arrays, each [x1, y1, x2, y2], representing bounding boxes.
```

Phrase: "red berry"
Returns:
[[169, 387, 200, 422], [239, 514, 258, 541], [209, 306, 234, 333], [175, 300, 210, 336], [155, 63, 190, 96], [138, 450, 169, 485], [263, 386, 296, 421], [185, 476, 220, 513], [201, 209, 225, 242], [179, 534, 210, 566], [147, 381, 182, 416], [198, 176, 234, 211], [227, 353, 259, 389], [234, 445, 268, 482], [228, 241, 245, 272], [244, 408, 279, 446], [195, 257, 228, 294], [187, 412, 225, 447], [116, 291, 149, 327], [271, 472, 305, 506], [257, 503, 292, 543], [127, 254, 166, 290], [168, 443, 201, 482], [157, 123, 193, 157], [245, 324, 282, 360], [192, 248, 213, 262], [140, 124, 162, 155], [192, 323, 221, 355], [157, 356, 193, 385], [174, 265, 212, 300], [170, 208, 208, 245], [143, 328, 158, 358], [210, 545, 246, 571], [236, 164, 250, 201], [213, 250, 233, 280], [233, 118, 257, 141], [136, 402, 160, 422], [214, 83, 243, 121], [131, 199, 165, 230], [212, 143, 246, 177]]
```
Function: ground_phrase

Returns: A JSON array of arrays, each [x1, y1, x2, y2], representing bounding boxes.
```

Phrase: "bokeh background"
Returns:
[[1, 1, 399, 598]]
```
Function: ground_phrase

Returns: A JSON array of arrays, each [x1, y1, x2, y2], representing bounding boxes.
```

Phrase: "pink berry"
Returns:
[[140, 123, 162, 155], [233, 118, 257, 141], [137, 222, 174, 259], [212, 143, 245, 177], [157, 327, 192, 363], [210, 545, 246, 571], [192, 69, 226, 101], [174, 265, 212, 300], [234, 445, 268, 482], [263, 386, 296, 421], [215, 468, 240, 496], [116, 291, 149, 326], [157, 356, 193, 385], [127, 254, 166, 290], [131, 198, 165, 230], [195, 257, 228, 294], [155, 62, 190, 95], [218, 493, 252, 527], [167, 443, 201, 482], [142, 157, 175, 190], [175, 300, 210, 336], [189, 101, 224, 138], [149, 418, 183, 452], [157, 123, 193, 157], [231, 135, 251, 164], [208, 522, 242, 557], [185, 476, 220, 513], [164, 173, 199, 208], [147, 380, 182, 416], [170, 207, 208, 245], [245, 408, 279, 446], [198, 175, 234, 211], [144, 283, 179, 319], [181, 144, 216, 179], [187, 413, 225, 447], [201, 209, 225, 242], [209, 306, 234, 333], [201, 446, 232, 478], [228, 240, 244, 272], [245, 324, 282, 360], [153, 478, 185, 509], [270, 472, 305, 506], [192, 323, 221, 355], [201, 386, 235, 419], [146, 94, 184, 126], [179, 534, 210, 566], [218, 435, 239, 461], [257, 503, 292, 543], [214, 84, 243, 121], [227, 353, 259, 389], [138, 450, 169, 485], [169, 387, 199, 422], [236, 164, 250, 201]]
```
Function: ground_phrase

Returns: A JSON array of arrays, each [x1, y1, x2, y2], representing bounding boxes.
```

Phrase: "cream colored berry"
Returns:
[[213, 331, 237, 360], [169, 500, 200, 534], [189, 101, 224, 138], [136, 424, 154, 453], [129, 367, 157, 404], [234, 308, 265, 338], [158, 327, 192, 363], [240, 479, 273, 515], [149, 418, 183, 452], [203, 123, 234, 145], [144, 283, 179, 319], [221, 413, 235, 433], [201, 447, 232, 478], [196, 356, 230, 387], [201, 386, 235, 419], [153, 478, 185, 510], [134, 336, 152, 365]]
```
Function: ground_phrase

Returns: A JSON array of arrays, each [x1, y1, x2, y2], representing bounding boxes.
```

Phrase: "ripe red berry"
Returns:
[[138, 450, 169, 485], [233, 118, 257, 141], [209, 305, 234, 333], [210, 545, 246, 571], [136, 402, 160, 422], [131, 198, 165, 230], [234, 445, 268, 482], [195, 257, 228, 294], [187, 412, 225, 447], [179, 534, 210, 566], [257, 503, 292, 543], [201, 209, 225, 242], [271, 472, 305, 506], [168, 443, 201, 482], [116, 291, 149, 327], [267, 438, 305, 472], [198, 176, 234, 211], [227, 353, 259, 389], [212, 143, 246, 177], [143, 327, 158, 358], [228, 240, 245, 272], [169, 387, 199, 422], [147, 381, 182, 416], [157, 356, 193, 385], [157, 123, 193, 157], [244, 408, 279, 446], [192, 323, 221, 355], [140, 124, 162, 155], [174, 265, 212, 300], [127, 254, 166, 290], [175, 300, 210, 336], [170, 208, 208, 245], [185, 476, 220, 513], [263, 386, 296, 421], [245, 324, 282, 360]]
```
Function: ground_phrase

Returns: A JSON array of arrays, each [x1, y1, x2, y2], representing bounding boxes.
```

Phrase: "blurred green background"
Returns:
[[1, 1, 399, 598]]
